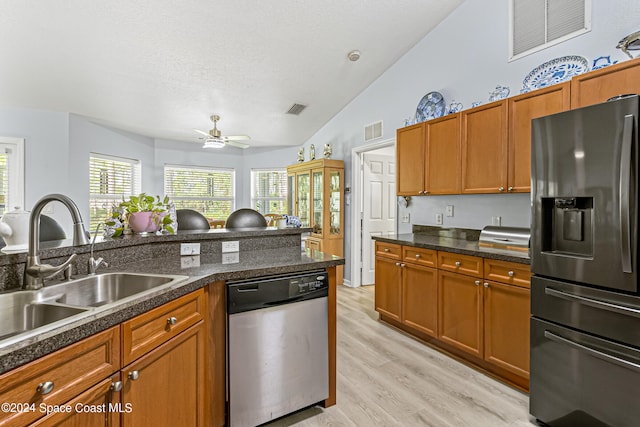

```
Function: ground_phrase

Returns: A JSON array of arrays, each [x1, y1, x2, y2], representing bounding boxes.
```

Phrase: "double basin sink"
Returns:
[[0, 272, 189, 344]]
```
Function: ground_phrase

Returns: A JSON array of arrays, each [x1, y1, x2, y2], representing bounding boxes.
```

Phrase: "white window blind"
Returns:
[[510, 0, 590, 60], [251, 169, 288, 214], [0, 137, 25, 216], [164, 165, 235, 220], [89, 153, 141, 230]]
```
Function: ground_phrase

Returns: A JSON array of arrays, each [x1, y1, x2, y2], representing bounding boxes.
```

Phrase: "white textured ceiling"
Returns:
[[0, 1, 462, 148]]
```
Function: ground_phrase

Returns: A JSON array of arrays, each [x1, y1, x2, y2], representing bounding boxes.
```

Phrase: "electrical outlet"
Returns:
[[435, 213, 443, 225], [180, 255, 200, 268], [222, 252, 240, 264], [402, 214, 410, 223], [222, 240, 240, 253], [492, 216, 502, 226], [180, 243, 200, 256], [446, 205, 454, 217]]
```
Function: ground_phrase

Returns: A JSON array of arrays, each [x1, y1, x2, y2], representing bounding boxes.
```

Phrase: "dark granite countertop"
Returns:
[[373, 230, 530, 264], [0, 245, 343, 374]]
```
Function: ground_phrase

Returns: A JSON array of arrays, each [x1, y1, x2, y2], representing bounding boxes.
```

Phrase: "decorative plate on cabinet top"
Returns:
[[415, 91, 446, 122], [521, 55, 589, 93]]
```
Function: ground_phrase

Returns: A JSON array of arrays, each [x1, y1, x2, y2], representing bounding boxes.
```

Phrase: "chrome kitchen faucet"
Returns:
[[23, 194, 90, 289], [87, 222, 108, 275]]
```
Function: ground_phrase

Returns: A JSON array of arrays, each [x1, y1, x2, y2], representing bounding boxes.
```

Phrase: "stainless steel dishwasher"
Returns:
[[227, 270, 329, 427]]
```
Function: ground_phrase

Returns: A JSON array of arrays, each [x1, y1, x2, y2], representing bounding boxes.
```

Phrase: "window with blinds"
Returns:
[[164, 165, 235, 220], [89, 154, 141, 230], [0, 137, 25, 216], [251, 169, 288, 214], [510, 0, 591, 60]]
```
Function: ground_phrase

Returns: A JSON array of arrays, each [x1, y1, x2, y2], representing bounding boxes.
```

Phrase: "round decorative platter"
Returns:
[[521, 55, 589, 93], [415, 91, 445, 122]]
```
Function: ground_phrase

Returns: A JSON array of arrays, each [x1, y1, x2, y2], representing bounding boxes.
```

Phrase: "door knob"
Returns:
[[455, 261, 461, 267], [111, 381, 123, 392], [128, 371, 140, 381], [167, 316, 177, 326], [37, 381, 54, 395]]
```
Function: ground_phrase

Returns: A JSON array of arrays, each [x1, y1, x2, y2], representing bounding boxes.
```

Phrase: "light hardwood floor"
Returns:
[[269, 285, 535, 427]]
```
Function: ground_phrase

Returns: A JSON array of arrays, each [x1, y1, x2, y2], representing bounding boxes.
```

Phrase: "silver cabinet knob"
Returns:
[[415, 254, 421, 258], [455, 261, 461, 267], [400, 263, 405, 268], [384, 248, 390, 252], [395, 262, 401, 266], [423, 190, 429, 195], [167, 317, 177, 326], [508, 186, 513, 192], [111, 381, 123, 392], [484, 282, 489, 288], [128, 371, 140, 381], [508, 271, 515, 277], [474, 280, 481, 286], [498, 186, 505, 192], [37, 381, 54, 395]]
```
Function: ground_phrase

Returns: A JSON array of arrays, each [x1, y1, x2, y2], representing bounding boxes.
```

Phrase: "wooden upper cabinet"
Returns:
[[571, 57, 640, 108], [508, 82, 570, 193], [461, 100, 508, 194], [396, 123, 425, 196], [426, 113, 461, 194]]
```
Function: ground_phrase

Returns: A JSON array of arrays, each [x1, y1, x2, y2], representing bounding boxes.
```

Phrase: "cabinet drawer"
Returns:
[[375, 241, 401, 260], [305, 237, 322, 251], [484, 259, 531, 289], [122, 289, 205, 365], [402, 246, 437, 267], [438, 252, 483, 277], [0, 326, 119, 427]]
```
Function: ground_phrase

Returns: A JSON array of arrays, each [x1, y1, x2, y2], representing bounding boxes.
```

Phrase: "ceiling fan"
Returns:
[[194, 115, 250, 149]]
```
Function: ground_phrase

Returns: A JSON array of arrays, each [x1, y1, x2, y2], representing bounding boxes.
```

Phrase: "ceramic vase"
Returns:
[[128, 212, 160, 233]]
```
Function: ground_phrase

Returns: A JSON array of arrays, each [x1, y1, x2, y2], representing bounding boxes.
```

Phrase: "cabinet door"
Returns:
[[402, 263, 437, 337], [483, 280, 530, 378], [461, 101, 508, 193], [374, 256, 402, 321], [296, 172, 311, 227], [121, 322, 206, 427], [426, 114, 460, 194], [327, 168, 343, 239], [305, 237, 322, 251], [30, 375, 121, 427], [396, 123, 425, 196], [438, 270, 483, 357], [571, 58, 640, 108], [311, 168, 324, 236], [508, 83, 570, 193]]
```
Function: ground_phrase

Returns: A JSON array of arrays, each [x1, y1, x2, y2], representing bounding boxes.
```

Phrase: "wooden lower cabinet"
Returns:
[[30, 375, 121, 427], [121, 321, 206, 427], [437, 270, 483, 358], [402, 263, 437, 337], [374, 255, 402, 321], [483, 280, 530, 379]]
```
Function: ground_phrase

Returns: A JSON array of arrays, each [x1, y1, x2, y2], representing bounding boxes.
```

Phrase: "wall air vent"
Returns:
[[286, 103, 307, 115], [364, 121, 383, 142]]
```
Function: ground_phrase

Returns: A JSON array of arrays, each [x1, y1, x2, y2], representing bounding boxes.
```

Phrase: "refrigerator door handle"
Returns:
[[544, 330, 640, 373], [620, 114, 634, 273], [545, 287, 640, 318]]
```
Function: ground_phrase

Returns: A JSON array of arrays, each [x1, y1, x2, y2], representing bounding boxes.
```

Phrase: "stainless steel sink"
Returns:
[[39, 273, 184, 308], [0, 291, 88, 341], [0, 272, 189, 345]]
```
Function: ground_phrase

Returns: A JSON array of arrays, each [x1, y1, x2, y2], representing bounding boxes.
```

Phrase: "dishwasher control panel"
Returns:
[[289, 273, 327, 297]]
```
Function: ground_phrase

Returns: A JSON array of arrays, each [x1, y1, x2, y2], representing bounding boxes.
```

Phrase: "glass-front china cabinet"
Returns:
[[287, 158, 344, 283]]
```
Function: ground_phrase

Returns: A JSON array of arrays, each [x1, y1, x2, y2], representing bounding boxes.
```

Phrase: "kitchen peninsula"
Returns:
[[0, 227, 343, 427]]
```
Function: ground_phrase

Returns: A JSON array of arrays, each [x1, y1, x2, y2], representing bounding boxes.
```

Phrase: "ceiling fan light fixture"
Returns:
[[203, 137, 225, 149]]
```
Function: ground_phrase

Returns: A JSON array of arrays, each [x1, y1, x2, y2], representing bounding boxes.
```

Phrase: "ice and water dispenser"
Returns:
[[540, 196, 594, 257]]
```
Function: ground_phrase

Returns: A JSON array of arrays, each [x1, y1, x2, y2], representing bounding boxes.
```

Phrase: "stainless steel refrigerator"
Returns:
[[530, 94, 640, 427]]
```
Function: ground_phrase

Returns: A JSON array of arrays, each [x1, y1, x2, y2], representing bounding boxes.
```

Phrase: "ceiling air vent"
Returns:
[[364, 121, 383, 142], [286, 103, 307, 115]]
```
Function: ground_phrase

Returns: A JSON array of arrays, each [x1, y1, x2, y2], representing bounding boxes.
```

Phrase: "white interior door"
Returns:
[[361, 151, 395, 285]]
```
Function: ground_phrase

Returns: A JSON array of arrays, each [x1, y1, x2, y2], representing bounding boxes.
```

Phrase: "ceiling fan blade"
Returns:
[[223, 135, 251, 141], [225, 139, 250, 149], [194, 129, 210, 137]]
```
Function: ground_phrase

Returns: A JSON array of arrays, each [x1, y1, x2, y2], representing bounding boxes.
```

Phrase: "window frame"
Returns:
[[164, 164, 236, 221], [250, 168, 288, 215], [0, 136, 25, 215], [88, 152, 142, 229]]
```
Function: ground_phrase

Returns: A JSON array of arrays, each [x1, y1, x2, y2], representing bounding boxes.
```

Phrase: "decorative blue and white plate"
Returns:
[[415, 92, 446, 122], [521, 55, 589, 92]]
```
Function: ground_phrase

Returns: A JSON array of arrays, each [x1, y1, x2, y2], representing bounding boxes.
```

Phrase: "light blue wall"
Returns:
[[298, 0, 640, 280]]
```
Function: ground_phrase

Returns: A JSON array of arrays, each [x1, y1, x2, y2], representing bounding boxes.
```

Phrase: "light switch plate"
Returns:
[[222, 252, 240, 264], [180, 243, 200, 256], [446, 205, 454, 217], [222, 240, 240, 253], [180, 255, 200, 268], [492, 216, 502, 226]]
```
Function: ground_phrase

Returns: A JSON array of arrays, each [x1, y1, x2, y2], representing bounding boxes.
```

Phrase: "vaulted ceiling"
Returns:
[[0, 1, 463, 148]]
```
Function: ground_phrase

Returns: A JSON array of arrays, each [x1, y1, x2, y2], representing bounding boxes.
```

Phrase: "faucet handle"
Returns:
[[26, 253, 78, 282]]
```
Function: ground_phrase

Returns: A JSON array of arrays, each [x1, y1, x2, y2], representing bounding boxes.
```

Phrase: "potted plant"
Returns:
[[110, 193, 175, 234]]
